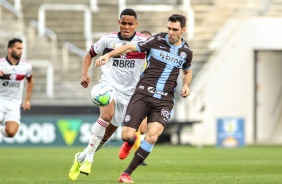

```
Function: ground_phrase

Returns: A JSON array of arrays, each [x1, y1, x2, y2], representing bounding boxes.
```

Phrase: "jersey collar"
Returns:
[[118, 32, 136, 41], [6, 56, 20, 65]]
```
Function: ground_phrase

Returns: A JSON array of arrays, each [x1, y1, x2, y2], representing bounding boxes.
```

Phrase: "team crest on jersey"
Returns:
[[112, 43, 117, 48], [9, 74, 17, 81], [180, 52, 187, 59], [125, 115, 131, 122]]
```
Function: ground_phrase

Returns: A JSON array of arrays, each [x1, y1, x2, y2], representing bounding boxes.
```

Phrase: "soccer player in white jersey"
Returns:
[[0, 38, 33, 138], [68, 9, 148, 181]]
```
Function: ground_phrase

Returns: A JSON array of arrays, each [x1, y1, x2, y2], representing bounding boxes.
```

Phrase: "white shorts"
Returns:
[[0, 99, 21, 124], [100, 82, 131, 127]]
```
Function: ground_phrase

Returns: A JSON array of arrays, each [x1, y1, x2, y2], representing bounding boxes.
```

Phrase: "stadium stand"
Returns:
[[1, 0, 281, 107]]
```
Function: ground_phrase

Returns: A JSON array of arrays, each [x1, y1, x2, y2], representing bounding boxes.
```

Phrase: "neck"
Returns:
[[7, 56, 19, 65]]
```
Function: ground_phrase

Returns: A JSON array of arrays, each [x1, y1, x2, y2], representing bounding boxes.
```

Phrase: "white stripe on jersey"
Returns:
[[0, 57, 32, 104], [93, 32, 147, 98]]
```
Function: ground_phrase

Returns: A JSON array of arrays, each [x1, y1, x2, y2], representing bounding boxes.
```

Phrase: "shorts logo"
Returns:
[[124, 115, 131, 122], [147, 87, 168, 96], [180, 52, 187, 59], [139, 85, 144, 90], [161, 109, 170, 122]]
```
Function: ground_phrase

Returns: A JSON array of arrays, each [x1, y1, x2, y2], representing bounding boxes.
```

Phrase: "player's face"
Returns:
[[167, 21, 186, 46], [118, 15, 138, 39], [9, 42, 23, 60]]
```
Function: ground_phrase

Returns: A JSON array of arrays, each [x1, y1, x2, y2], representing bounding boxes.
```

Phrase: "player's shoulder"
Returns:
[[182, 40, 193, 53], [155, 32, 167, 38], [136, 32, 148, 38], [19, 59, 32, 67], [0, 57, 7, 63], [133, 32, 147, 42]]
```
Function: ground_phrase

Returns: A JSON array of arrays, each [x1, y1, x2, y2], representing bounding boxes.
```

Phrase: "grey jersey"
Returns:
[[135, 32, 193, 101]]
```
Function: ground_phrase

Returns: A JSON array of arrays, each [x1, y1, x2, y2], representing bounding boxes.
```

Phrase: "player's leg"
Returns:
[[69, 100, 115, 180], [119, 93, 148, 160], [133, 117, 148, 166], [0, 105, 20, 138], [79, 100, 115, 175], [119, 100, 173, 182], [2, 121, 19, 137], [95, 123, 118, 152], [119, 122, 164, 182]]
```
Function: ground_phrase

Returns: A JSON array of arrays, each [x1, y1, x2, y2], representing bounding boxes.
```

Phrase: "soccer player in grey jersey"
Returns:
[[95, 14, 192, 183]]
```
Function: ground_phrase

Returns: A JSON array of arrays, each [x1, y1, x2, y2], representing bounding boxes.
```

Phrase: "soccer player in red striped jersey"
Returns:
[[68, 9, 148, 181], [0, 38, 33, 138]]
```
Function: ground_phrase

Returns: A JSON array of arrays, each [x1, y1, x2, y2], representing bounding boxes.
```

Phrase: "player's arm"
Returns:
[[181, 68, 192, 98], [0, 70, 4, 77], [22, 76, 33, 110], [81, 52, 93, 88], [95, 44, 137, 67]]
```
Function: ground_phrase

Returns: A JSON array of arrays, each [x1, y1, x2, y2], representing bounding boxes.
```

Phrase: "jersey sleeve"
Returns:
[[26, 63, 33, 78], [136, 36, 155, 52], [183, 50, 193, 70], [89, 35, 107, 57]]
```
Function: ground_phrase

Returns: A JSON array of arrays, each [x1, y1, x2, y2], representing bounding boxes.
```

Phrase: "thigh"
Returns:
[[110, 90, 131, 127], [123, 92, 149, 130], [139, 117, 147, 134]]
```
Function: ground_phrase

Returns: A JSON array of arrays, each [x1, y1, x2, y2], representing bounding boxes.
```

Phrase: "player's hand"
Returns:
[[181, 85, 190, 98], [0, 70, 4, 76], [22, 101, 31, 111], [95, 54, 109, 67], [81, 75, 90, 88]]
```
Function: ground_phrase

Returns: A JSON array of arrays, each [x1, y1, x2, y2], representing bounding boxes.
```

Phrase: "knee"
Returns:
[[5, 129, 17, 137], [145, 134, 158, 145], [99, 115, 112, 122], [121, 127, 136, 141]]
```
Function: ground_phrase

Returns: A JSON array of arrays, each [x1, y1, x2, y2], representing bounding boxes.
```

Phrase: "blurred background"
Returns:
[[0, 0, 282, 147]]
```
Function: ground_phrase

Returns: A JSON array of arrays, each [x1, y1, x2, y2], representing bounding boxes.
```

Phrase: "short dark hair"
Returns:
[[8, 38, 22, 48], [141, 30, 152, 36], [168, 14, 186, 28], [120, 8, 137, 19]]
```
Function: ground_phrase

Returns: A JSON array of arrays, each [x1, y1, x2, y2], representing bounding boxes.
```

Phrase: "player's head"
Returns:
[[167, 14, 187, 46], [7, 38, 23, 60], [118, 8, 138, 40], [141, 30, 152, 37]]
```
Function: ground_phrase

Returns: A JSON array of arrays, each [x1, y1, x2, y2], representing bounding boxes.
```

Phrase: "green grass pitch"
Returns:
[[0, 145, 281, 184]]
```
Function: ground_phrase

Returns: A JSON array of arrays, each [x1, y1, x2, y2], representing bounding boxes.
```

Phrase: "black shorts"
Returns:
[[123, 92, 174, 129]]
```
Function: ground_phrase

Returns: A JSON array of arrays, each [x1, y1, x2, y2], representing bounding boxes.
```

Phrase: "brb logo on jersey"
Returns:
[[1, 80, 20, 88], [113, 59, 135, 68]]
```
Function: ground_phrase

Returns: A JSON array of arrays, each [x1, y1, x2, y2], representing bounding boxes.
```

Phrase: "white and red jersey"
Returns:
[[0, 57, 32, 105], [90, 32, 147, 99]]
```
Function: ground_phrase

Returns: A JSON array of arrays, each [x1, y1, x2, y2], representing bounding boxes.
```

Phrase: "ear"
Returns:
[[182, 27, 187, 33], [7, 47, 12, 53]]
